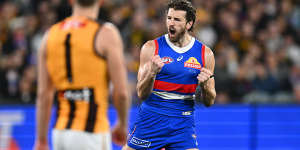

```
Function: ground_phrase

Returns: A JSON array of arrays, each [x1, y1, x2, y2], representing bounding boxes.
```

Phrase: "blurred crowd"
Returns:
[[0, 0, 300, 104]]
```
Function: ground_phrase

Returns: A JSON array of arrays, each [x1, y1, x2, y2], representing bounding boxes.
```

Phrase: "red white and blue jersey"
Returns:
[[142, 34, 206, 116]]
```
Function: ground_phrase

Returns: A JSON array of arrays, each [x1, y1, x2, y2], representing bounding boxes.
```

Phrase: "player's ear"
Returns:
[[186, 20, 193, 31]]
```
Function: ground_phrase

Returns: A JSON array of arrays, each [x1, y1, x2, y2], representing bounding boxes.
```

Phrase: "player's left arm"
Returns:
[[34, 31, 55, 150], [196, 46, 216, 107]]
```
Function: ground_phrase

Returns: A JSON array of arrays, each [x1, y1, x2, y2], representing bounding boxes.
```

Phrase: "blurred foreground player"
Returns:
[[123, 0, 216, 149], [34, 0, 130, 149]]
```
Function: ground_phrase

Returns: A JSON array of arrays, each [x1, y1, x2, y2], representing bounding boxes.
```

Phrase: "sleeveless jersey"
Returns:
[[142, 34, 206, 116], [46, 17, 109, 133]]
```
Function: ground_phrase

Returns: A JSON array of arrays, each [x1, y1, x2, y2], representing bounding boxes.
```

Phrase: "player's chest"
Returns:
[[159, 53, 202, 77]]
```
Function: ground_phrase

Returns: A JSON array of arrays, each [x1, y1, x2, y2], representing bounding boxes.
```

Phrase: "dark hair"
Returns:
[[167, 0, 196, 31], [76, 0, 97, 7]]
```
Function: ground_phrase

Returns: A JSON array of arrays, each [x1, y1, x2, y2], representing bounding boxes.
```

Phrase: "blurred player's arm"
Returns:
[[96, 23, 130, 145], [34, 31, 55, 150], [136, 41, 164, 100], [196, 47, 216, 107]]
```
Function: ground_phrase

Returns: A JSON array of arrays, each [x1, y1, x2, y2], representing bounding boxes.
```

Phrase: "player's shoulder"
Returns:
[[47, 20, 64, 32], [194, 38, 214, 55], [98, 22, 119, 34], [202, 43, 214, 57], [143, 40, 156, 49], [136, 40, 156, 58], [142, 34, 165, 50], [94, 22, 122, 46]]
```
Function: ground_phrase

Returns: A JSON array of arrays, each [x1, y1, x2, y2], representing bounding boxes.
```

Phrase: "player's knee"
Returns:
[[122, 144, 135, 150]]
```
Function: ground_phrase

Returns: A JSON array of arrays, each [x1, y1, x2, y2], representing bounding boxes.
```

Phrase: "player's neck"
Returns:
[[172, 32, 192, 48], [72, 3, 99, 20]]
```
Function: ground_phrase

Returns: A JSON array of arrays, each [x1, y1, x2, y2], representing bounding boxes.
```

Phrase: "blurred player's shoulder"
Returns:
[[97, 22, 121, 37], [94, 21, 122, 45]]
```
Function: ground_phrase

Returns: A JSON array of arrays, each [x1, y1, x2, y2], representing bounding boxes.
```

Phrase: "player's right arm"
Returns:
[[96, 23, 130, 145], [136, 40, 164, 100], [34, 31, 55, 150]]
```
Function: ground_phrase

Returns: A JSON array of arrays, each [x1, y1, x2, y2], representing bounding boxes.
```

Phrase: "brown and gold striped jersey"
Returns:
[[46, 16, 109, 133]]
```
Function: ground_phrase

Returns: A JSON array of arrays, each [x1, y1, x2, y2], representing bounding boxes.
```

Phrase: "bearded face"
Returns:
[[166, 8, 190, 42]]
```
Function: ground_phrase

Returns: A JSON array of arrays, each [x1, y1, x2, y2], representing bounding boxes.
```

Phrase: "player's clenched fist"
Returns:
[[197, 68, 213, 84], [150, 55, 164, 74]]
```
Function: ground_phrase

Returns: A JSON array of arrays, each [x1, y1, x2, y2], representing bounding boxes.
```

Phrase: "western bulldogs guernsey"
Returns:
[[127, 34, 205, 149], [142, 34, 205, 116]]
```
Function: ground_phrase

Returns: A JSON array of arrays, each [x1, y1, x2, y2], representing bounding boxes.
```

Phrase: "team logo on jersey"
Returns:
[[60, 20, 86, 30], [184, 57, 201, 69], [130, 137, 151, 148], [162, 56, 174, 64], [58, 88, 94, 102], [177, 55, 183, 61]]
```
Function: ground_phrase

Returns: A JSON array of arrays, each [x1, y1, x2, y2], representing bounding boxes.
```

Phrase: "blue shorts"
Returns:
[[127, 108, 198, 150]]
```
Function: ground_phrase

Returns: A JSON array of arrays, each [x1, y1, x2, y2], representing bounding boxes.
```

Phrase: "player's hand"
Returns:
[[150, 55, 164, 75], [112, 122, 128, 146], [197, 68, 213, 85], [33, 140, 49, 150]]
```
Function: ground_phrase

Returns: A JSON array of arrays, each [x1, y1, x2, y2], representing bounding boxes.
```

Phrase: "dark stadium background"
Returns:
[[0, 0, 300, 149]]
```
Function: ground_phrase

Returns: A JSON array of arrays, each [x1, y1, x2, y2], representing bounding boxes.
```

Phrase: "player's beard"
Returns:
[[168, 26, 186, 43]]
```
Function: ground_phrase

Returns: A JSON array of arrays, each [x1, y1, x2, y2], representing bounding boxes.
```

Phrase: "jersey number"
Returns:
[[65, 33, 72, 83]]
